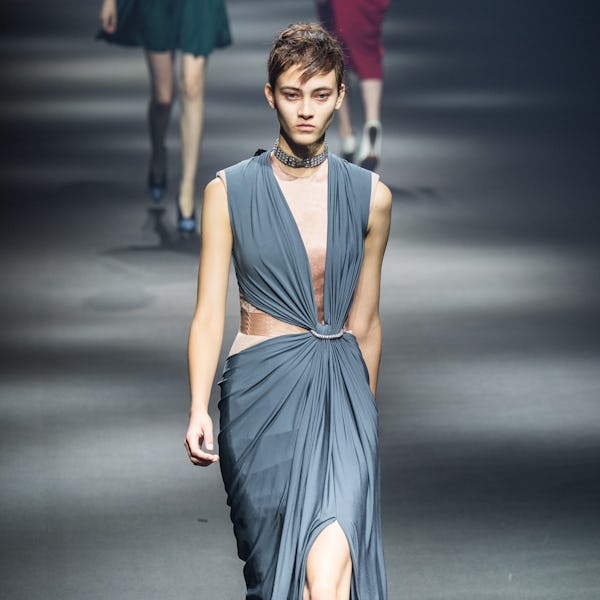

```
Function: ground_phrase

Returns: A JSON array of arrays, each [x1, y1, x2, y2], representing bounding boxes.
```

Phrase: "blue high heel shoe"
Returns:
[[148, 172, 167, 203], [177, 206, 197, 233], [147, 149, 167, 202]]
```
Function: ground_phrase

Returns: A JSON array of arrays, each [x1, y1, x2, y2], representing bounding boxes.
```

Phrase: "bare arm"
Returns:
[[184, 177, 232, 466], [345, 181, 392, 395]]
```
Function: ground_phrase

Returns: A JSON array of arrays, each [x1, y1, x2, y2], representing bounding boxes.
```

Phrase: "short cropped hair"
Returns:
[[268, 23, 345, 92]]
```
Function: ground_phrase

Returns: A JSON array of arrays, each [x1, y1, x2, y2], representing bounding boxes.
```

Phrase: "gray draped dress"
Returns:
[[217, 151, 387, 599]]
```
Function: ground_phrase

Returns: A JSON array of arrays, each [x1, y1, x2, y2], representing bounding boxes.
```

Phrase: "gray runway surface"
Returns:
[[2, 1, 600, 598]]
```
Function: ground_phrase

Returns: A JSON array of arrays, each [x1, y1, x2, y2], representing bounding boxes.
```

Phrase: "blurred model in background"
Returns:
[[317, 0, 389, 171], [98, 0, 231, 232]]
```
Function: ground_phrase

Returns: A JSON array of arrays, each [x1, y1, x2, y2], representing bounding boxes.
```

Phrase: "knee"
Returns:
[[180, 60, 206, 101], [180, 74, 205, 101], [153, 88, 174, 105]]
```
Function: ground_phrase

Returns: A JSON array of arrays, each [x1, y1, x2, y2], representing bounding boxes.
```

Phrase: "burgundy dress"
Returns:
[[317, 0, 390, 79]]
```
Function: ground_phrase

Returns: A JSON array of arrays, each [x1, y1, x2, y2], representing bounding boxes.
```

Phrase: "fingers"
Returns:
[[204, 420, 214, 452], [185, 441, 219, 466], [185, 429, 219, 467], [104, 14, 117, 34], [99, 9, 117, 34], [107, 15, 116, 34]]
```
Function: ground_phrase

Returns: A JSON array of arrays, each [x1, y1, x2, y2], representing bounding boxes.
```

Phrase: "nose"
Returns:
[[298, 97, 313, 119]]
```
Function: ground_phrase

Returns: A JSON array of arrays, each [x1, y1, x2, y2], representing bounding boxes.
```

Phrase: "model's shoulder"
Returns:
[[203, 176, 228, 208], [373, 180, 392, 213], [221, 151, 267, 176]]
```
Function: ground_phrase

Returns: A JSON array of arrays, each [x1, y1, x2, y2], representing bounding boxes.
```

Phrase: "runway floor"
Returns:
[[1, 1, 600, 598]]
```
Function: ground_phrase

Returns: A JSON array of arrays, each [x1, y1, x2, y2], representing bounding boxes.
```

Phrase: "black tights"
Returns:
[[147, 99, 172, 179]]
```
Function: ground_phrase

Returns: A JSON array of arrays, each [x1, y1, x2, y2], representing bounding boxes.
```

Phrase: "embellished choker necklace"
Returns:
[[272, 142, 328, 169]]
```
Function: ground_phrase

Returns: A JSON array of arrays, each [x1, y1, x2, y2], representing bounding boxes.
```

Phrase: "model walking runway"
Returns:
[[2, 1, 600, 599]]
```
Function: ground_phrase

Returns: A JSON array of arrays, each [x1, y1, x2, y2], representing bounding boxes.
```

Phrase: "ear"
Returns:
[[334, 83, 346, 110], [264, 83, 276, 109]]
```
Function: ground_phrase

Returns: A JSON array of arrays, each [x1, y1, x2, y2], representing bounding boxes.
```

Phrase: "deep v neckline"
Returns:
[[266, 152, 331, 326]]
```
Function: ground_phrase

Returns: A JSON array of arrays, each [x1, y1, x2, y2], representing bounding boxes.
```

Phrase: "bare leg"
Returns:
[[360, 78, 382, 123], [337, 94, 357, 161], [178, 53, 206, 218], [303, 521, 352, 600], [145, 51, 175, 196], [338, 97, 353, 140], [356, 78, 383, 170]]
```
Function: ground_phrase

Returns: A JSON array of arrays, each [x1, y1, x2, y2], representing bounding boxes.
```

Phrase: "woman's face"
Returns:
[[265, 65, 345, 152]]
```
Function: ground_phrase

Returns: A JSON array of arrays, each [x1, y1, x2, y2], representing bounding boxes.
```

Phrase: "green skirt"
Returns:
[[97, 0, 232, 57]]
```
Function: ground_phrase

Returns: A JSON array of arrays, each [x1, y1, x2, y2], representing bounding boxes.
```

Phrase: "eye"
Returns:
[[315, 93, 331, 101], [284, 92, 298, 100]]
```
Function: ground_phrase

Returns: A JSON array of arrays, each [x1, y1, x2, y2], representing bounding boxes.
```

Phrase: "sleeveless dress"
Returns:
[[97, 0, 231, 57], [217, 151, 387, 599]]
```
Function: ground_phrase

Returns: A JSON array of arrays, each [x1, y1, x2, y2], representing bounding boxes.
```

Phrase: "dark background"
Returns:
[[1, 1, 599, 598]]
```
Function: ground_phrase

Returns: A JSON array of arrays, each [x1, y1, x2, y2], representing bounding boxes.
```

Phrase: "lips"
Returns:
[[296, 124, 315, 131]]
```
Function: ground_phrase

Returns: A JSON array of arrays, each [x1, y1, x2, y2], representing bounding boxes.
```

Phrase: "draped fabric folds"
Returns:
[[218, 152, 387, 599]]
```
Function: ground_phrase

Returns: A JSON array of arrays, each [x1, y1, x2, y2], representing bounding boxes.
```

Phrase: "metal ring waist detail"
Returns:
[[309, 329, 345, 339]]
